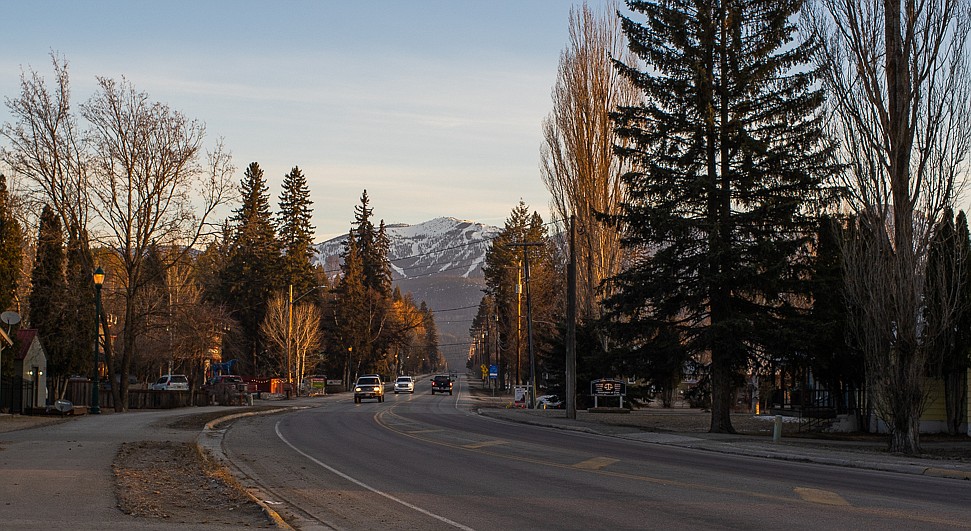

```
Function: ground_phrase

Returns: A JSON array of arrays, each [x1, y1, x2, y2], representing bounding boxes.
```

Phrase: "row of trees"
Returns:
[[0, 56, 442, 410], [510, 0, 971, 455]]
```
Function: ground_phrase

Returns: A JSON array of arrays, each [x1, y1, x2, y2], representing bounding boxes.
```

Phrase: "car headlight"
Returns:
[[355, 387, 362, 392]]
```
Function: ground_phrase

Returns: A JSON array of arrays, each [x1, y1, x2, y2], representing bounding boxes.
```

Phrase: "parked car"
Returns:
[[536, 394, 563, 409], [354, 375, 384, 403], [150, 374, 189, 391], [207, 374, 243, 386], [394, 376, 415, 394], [431, 374, 453, 395]]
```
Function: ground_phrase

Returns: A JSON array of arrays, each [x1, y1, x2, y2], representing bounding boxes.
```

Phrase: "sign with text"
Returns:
[[591, 378, 626, 397]]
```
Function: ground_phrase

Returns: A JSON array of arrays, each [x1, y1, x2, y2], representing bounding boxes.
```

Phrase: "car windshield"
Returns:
[[396, 377, 411, 383], [358, 377, 380, 385]]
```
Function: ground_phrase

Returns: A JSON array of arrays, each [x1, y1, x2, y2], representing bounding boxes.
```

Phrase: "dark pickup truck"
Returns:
[[431, 374, 453, 395]]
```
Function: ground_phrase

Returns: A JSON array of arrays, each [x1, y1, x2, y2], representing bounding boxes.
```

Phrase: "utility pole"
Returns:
[[287, 284, 293, 398], [566, 215, 577, 419], [516, 261, 522, 386], [510, 242, 542, 409]]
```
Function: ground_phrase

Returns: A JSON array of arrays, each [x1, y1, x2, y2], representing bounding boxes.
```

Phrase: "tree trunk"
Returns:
[[944, 370, 967, 436], [709, 351, 736, 433]]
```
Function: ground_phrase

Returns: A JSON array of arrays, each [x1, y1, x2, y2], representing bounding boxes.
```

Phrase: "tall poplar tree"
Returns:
[[605, 0, 837, 432], [221, 162, 283, 374]]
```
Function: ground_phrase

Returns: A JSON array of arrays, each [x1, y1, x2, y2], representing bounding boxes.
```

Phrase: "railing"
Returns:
[[769, 387, 867, 432]]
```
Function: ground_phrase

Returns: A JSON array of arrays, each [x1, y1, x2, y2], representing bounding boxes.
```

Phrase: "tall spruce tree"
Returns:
[[277, 166, 317, 295], [806, 216, 862, 397], [606, 0, 836, 432], [352, 190, 391, 295], [336, 231, 368, 386], [220, 162, 283, 375], [482, 201, 556, 389], [0, 174, 23, 312], [28, 205, 83, 395]]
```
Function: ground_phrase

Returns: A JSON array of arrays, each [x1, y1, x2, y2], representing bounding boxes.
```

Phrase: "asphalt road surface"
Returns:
[[222, 377, 971, 530]]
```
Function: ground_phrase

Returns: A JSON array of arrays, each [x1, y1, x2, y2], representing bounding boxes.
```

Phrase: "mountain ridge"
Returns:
[[313, 216, 501, 368]]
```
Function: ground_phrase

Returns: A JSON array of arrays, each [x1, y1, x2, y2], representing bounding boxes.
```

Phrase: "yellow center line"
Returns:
[[793, 487, 850, 506], [574, 457, 619, 470], [463, 440, 508, 449]]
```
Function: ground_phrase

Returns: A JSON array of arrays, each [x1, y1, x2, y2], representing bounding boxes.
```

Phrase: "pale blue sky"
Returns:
[[1, 1, 613, 240]]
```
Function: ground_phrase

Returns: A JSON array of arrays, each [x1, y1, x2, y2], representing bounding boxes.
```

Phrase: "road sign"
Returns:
[[488, 364, 498, 379]]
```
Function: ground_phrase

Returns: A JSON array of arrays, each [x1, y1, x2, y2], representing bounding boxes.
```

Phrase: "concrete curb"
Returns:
[[197, 406, 305, 530]]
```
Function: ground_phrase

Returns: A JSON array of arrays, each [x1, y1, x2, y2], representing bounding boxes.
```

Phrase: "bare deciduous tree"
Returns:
[[541, 0, 640, 320], [1, 55, 92, 246], [81, 76, 234, 410], [3, 57, 234, 411], [261, 291, 322, 391], [805, 0, 971, 452]]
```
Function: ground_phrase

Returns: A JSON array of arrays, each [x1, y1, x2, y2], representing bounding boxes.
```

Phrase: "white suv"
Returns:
[[393, 376, 415, 394], [150, 374, 189, 391]]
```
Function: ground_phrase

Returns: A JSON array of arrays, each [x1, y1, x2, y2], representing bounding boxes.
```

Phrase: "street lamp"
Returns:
[[91, 266, 105, 414]]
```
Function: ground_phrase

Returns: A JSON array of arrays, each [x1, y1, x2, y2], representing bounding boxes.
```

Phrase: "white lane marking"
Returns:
[[274, 421, 475, 531]]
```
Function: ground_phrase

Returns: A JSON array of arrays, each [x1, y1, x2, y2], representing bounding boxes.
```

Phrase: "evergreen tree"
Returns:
[[926, 210, 971, 434], [373, 220, 393, 295], [28, 205, 84, 395], [806, 216, 863, 396], [352, 190, 391, 295], [0, 174, 23, 312], [336, 231, 368, 386], [277, 166, 317, 295], [482, 201, 557, 389], [606, 0, 837, 432], [420, 301, 442, 373], [220, 162, 283, 375], [64, 232, 96, 383]]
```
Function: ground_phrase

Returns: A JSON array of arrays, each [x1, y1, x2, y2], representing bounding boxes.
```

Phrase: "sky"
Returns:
[[0, 1, 612, 241]]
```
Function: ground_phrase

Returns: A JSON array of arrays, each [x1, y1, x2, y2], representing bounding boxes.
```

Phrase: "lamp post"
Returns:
[[91, 266, 105, 414]]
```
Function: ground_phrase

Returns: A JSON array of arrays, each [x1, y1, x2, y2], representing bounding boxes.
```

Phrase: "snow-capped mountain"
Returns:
[[314, 217, 500, 366], [314, 217, 499, 281]]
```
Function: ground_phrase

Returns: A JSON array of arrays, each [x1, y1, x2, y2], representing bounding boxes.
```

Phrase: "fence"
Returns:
[[64, 380, 206, 409], [0, 377, 35, 414]]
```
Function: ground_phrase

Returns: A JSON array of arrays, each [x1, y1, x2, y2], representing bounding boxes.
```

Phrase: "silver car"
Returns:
[[150, 374, 189, 391], [393, 376, 415, 394]]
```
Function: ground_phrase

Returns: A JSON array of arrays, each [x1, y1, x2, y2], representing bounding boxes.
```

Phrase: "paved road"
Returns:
[[220, 379, 971, 530]]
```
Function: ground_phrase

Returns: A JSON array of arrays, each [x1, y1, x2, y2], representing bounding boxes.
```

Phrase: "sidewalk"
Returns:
[[474, 403, 971, 480], [0, 405, 289, 530]]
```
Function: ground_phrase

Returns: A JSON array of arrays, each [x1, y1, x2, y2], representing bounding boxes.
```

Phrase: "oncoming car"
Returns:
[[354, 375, 384, 403], [393, 376, 415, 394]]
